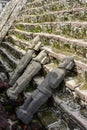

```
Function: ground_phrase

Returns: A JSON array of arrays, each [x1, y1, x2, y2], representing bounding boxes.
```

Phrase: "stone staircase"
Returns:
[[1, 0, 87, 100], [0, 0, 87, 129]]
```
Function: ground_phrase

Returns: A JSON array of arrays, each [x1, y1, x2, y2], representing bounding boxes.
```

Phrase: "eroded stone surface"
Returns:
[[0, 0, 29, 43], [65, 78, 79, 90], [0, 0, 87, 128]]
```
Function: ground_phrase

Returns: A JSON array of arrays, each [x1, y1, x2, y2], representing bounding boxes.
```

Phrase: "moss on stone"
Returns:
[[79, 82, 87, 90], [16, 24, 25, 31], [15, 33, 24, 39]]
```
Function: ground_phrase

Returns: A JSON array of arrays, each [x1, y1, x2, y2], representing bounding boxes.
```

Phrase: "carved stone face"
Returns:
[[59, 57, 74, 70]]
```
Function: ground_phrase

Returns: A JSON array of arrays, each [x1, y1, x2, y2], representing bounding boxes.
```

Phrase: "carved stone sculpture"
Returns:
[[9, 36, 41, 86], [16, 57, 75, 124], [7, 50, 49, 100]]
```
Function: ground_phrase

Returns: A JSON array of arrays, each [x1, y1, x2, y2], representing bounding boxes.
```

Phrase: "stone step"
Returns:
[[20, 2, 64, 16], [54, 96, 87, 129], [9, 29, 87, 59], [75, 87, 87, 101], [15, 21, 87, 39], [0, 54, 14, 73], [1, 42, 23, 59], [25, 0, 61, 8], [75, 82, 87, 102], [18, 8, 87, 23], [42, 46, 87, 70], [19, 1, 85, 16], [6, 35, 30, 52], [38, 33, 87, 59], [0, 47, 19, 69], [25, 0, 86, 9], [17, 7, 87, 23]]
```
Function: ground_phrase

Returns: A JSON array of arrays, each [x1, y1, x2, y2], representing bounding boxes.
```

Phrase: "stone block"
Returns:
[[75, 84, 87, 102], [33, 76, 44, 86], [65, 78, 80, 90], [44, 62, 57, 72]]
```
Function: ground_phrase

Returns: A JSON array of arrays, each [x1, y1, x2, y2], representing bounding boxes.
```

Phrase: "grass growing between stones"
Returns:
[[7, 35, 27, 51], [79, 82, 87, 90], [51, 44, 87, 64], [15, 33, 28, 41], [15, 24, 25, 31], [41, 110, 57, 125]]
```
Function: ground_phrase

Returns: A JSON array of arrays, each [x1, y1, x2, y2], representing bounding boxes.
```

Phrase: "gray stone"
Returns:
[[16, 57, 75, 124], [33, 76, 44, 86], [9, 36, 41, 86], [0, 0, 32, 43], [7, 50, 49, 99]]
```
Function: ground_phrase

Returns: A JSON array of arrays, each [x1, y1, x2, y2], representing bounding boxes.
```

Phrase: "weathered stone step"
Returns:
[[20, 2, 64, 15], [6, 35, 31, 52], [9, 29, 87, 59], [0, 0, 30, 43], [0, 48, 19, 69], [39, 33, 87, 59], [15, 21, 87, 39], [42, 46, 87, 70], [1, 42, 23, 59], [19, 1, 85, 16], [54, 96, 87, 130], [25, 0, 61, 8], [25, 0, 86, 9], [0, 54, 13, 73], [17, 7, 87, 23], [75, 86, 87, 102]]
